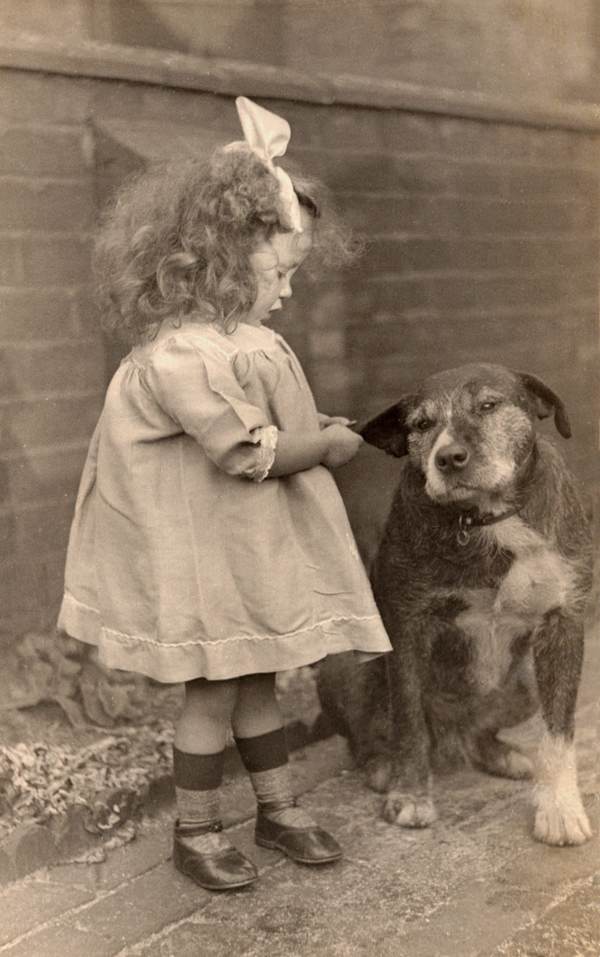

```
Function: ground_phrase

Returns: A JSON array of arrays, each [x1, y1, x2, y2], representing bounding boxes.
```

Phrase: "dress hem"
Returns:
[[58, 590, 391, 684]]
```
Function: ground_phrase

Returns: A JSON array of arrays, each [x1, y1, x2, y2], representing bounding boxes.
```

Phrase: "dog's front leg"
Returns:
[[532, 609, 592, 845], [382, 646, 437, 828]]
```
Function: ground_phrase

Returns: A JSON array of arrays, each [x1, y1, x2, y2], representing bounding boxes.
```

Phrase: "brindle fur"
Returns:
[[317, 363, 592, 843]]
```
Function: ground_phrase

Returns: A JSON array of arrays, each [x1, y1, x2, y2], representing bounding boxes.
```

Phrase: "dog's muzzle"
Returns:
[[434, 440, 470, 473]]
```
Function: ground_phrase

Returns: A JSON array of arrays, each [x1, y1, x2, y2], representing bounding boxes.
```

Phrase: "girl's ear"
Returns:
[[359, 397, 416, 457], [517, 372, 571, 439]]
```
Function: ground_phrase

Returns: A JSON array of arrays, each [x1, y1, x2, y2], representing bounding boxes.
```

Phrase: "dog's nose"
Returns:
[[435, 442, 470, 472]]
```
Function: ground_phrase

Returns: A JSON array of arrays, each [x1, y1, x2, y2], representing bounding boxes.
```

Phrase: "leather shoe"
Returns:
[[173, 820, 258, 890], [255, 800, 342, 865]]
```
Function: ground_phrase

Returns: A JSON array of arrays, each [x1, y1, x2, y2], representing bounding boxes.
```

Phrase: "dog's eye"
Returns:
[[413, 417, 435, 432], [479, 400, 500, 414]]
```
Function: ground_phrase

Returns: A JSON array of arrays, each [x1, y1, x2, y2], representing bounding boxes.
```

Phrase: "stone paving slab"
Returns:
[[491, 874, 600, 957], [0, 640, 597, 957], [1, 923, 119, 957], [142, 778, 596, 957], [0, 877, 95, 947], [73, 862, 212, 951], [0, 737, 348, 956]]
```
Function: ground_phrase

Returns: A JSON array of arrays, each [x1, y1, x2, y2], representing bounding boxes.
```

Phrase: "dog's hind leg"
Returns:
[[467, 663, 538, 779], [531, 610, 591, 845], [469, 731, 533, 780], [315, 654, 391, 789]]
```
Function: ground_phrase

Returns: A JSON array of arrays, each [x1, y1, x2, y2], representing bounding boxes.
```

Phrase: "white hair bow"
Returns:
[[228, 96, 303, 233]]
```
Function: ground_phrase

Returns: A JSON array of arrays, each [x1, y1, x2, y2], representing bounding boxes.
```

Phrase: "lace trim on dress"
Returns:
[[62, 589, 383, 647], [245, 425, 279, 482]]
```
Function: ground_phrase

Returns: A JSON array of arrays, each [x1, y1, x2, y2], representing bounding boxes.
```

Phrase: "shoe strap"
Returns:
[[175, 819, 223, 837], [258, 798, 298, 814]]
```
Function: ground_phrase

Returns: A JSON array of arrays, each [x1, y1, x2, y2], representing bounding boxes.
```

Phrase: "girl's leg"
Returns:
[[233, 673, 342, 864], [175, 676, 237, 754], [174, 676, 237, 827], [173, 677, 257, 890], [231, 671, 282, 739]]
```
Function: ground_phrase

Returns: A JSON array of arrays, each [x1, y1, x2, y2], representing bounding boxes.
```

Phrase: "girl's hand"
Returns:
[[321, 424, 363, 469], [317, 413, 357, 430]]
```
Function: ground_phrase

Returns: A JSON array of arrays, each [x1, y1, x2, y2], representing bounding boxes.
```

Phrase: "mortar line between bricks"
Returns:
[[0, 495, 76, 517], [336, 187, 600, 202], [295, 144, 600, 174], [0, 851, 175, 952], [0, 174, 92, 185], [0, 814, 282, 955], [364, 232, 600, 243], [0, 387, 103, 406], [0, 816, 260, 953], [0, 120, 88, 132], [112, 857, 292, 957], [359, 268, 597, 284], [0, 437, 96, 459], [337, 812, 600, 954], [0, 230, 95, 240], [0, 337, 100, 347], [112, 914, 204, 957], [0, 336, 100, 350], [353, 305, 596, 323], [334, 189, 599, 206], [110, 774, 360, 955], [0, 283, 87, 292]]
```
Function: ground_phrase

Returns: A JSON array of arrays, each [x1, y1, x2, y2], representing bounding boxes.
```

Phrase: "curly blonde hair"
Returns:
[[94, 146, 357, 344]]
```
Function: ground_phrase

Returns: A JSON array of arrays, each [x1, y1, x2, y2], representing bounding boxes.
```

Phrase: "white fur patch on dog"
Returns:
[[455, 587, 529, 693], [452, 516, 576, 694], [502, 748, 534, 779], [384, 777, 438, 828], [533, 732, 591, 845], [485, 516, 577, 619], [425, 427, 453, 499]]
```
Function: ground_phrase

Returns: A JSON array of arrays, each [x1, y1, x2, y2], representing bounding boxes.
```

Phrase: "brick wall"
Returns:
[[0, 74, 103, 642], [17, 0, 596, 105], [276, 104, 600, 556], [0, 60, 598, 642]]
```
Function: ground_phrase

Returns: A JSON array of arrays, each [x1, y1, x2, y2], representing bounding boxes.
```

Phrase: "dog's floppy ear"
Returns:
[[359, 397, 415, 457], [518, 372, 571, 439]]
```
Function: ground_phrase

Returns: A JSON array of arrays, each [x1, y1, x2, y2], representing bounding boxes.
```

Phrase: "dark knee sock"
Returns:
[[173, 746, 224, 828], [235, 728, 315, 827]]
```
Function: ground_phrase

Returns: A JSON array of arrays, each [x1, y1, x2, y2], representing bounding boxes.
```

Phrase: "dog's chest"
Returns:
[[449, 517, 575, 692]]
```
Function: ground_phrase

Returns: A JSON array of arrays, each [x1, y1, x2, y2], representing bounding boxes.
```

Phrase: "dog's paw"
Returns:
[[533, 788, 592, 846], [383, 791, 437, 828], [500, 748, 534, 780], [480, 745, 534, 780], [364, 756, 392, 793]]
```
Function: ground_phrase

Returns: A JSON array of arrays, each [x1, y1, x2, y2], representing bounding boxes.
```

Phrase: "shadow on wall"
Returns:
[[92, 119, 234, 384], [84, 0, 600, 105], [93, 124, 146, 382], [1, 342, 86, 637], [89, 0, 286, 65], [0, 350, 19, 561], [91, 0, 184, 53]]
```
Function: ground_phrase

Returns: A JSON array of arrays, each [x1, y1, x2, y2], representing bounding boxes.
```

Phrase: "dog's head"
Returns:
[[360, 363, 571, 506]]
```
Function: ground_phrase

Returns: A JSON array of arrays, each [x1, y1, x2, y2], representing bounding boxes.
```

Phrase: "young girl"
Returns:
[[58, 97, 391, 891]]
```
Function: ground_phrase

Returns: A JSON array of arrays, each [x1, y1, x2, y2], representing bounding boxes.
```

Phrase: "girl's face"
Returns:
[[246, 208, 314, 326]]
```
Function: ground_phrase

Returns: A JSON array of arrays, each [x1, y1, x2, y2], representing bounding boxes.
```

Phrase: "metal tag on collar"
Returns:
[[457, 512, 474, 547]]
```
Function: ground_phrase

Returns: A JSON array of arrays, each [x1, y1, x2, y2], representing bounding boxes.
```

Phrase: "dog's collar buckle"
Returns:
[[457, 513, 474, 546], [456, 507, 520, 546]]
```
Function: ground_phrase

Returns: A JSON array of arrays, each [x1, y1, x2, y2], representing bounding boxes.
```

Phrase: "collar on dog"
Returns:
[[456, 507, 521, 546]]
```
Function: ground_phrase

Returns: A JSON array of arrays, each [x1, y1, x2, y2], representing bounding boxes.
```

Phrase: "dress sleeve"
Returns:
[[146, 335, 278, 480]]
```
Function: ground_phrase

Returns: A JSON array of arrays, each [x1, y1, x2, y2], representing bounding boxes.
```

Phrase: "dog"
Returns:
[[317, 363, 592, 846]]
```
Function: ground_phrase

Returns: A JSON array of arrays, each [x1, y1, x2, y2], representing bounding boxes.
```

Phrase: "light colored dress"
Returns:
[[58, 320, 391, 682]]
